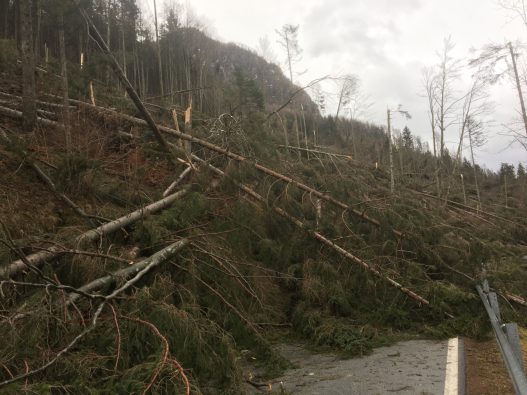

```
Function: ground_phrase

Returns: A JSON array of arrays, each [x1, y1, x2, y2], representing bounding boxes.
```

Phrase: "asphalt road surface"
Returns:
[[246, 338, 465, 395]]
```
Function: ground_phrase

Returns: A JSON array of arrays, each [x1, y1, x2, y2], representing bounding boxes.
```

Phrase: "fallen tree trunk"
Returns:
[[163, 165, 193, 197], [0, 91, 76, 110], [415, 190, 523, 227], [0, 99, 57, 119], [74, 5, 180, 168], [57, 97, 403, 238], [68, 238, 189, 305], [277, 145, 354, 160], [0, 189, 189, 278], [0, 130, 105, 225], [191, 155, 429, 306], [0, 105, 63, 130]]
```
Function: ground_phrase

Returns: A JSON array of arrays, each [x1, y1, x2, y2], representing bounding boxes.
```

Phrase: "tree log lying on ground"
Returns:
[[0, 189, 189, 278], [0, 91, 76, 110], [0, 99, 57, 119], [163, 165, 193, 197], [191, 154, 429, 306], [43, 95, 403, 239], [415, 190, 523, 227], [277, 145, 354, 160], [68, 238, 189, 305], [0, 128, 106, 225], [0, 104, 63, 130]]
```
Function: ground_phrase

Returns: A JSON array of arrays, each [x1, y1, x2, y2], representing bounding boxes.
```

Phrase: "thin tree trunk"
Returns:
[[504, 173, 508, 208], [460, 174, 467, 205], [468, 128, 481, 208], [276, 112, 288, 152], [1, 0, 8, 38], [34, 0, 41, 61], [153, 0, 163, 96], [387, 109, 395, 194], [105, 0, 111, 85], [19, 0, 36, 132], [301, 104, 309, 159], [59, 11, 71, 151], [15, 0, 20, 49], [294, 114, 301, 160], [508, 42, 527, 139], [121, 10, 126, 78]]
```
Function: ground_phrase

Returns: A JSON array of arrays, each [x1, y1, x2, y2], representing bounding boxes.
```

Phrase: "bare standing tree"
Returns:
[[435, 37, 462, 162], [444, 75, 491, 201], [422, 66, 442, 195], [454, 75, 490, 166], [276, 24, 302, 84], [466, 116, 487, 207], [470, 41, 527, 144], [499, 0, 527, 27], [334, 74, 358, 118], [256, 35, 277, 64], [423, 38, 462, 194], [422, 67, 438, 158], [344, 80, 372, 157], [387, 106, 411, 194], [276, 24, 303, 158]]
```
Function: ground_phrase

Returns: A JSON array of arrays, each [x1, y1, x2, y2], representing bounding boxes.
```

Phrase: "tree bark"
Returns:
[[19, 0, 36, 132], [191, 154, 429, 306], [58, 11, 71, 151], [153, 0, 163, 96], [34, 0, 41, 60], [51, 97, 405, 238], [301, 104, 309, 159], [1, 189, 189, 278], [67, 239, 189, 304], [468, 127, 481, 208], [76, 4, 179, 167], [508, 42, 527, 139], [387, 109, 395, 194]]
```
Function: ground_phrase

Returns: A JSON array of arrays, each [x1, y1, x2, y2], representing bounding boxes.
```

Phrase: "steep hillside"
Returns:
[[0, 19, 527, 394]]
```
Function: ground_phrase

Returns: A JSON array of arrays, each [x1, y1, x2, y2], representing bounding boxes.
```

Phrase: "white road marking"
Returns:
[[444, 337, 459, 395]]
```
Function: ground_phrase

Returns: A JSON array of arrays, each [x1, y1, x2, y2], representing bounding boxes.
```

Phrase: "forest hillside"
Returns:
[[0, 1, 527, 394]]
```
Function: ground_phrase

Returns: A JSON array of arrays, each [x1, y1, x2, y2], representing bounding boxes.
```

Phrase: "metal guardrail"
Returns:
[[477, 280, 527, 395]]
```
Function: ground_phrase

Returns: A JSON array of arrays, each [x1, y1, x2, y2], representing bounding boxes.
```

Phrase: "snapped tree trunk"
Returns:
[[53, 97, 405, 238], [76, 4, 179, 167]]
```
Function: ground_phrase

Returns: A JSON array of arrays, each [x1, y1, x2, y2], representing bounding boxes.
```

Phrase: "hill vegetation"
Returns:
[[0, 1, 527, 394]]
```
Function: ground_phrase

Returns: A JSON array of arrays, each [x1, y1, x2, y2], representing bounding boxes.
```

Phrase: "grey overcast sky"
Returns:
[[146, 0, 526, 170]]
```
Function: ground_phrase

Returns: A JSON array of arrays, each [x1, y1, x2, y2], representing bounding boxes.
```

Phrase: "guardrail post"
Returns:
[[476, 284, 527, 395], [504, 323, 525, 372], [488, 292, 501, 322]]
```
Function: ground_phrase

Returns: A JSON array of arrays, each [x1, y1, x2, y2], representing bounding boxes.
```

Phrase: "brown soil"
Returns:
[[465, 337, 515, 395]]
